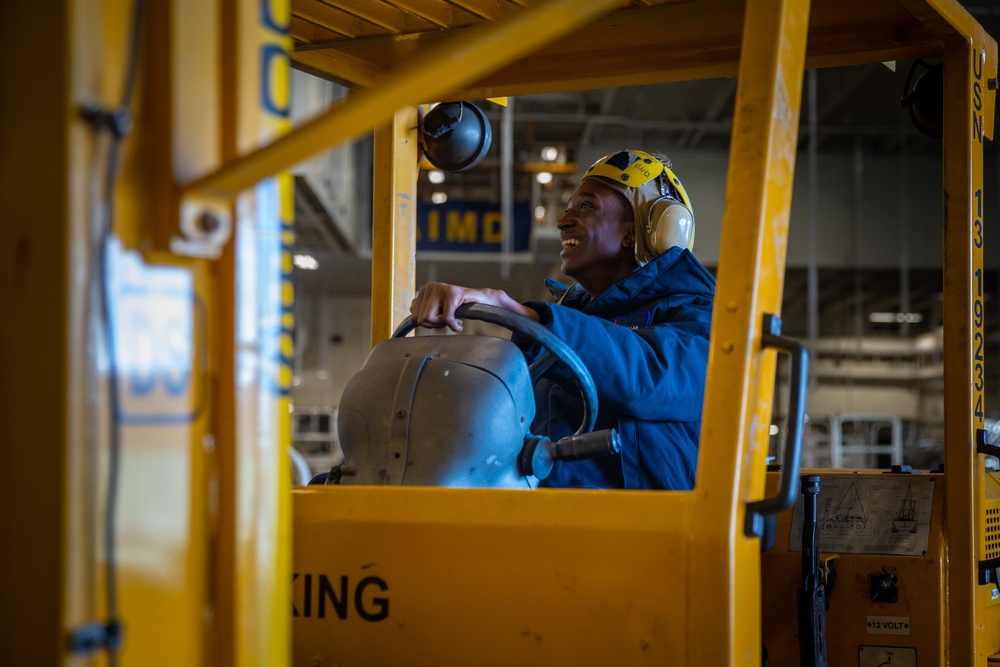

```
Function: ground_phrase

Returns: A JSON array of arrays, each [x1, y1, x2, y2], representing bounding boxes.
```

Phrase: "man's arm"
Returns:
[[525, 301, 711, 422], [409, 282, 540, 332]]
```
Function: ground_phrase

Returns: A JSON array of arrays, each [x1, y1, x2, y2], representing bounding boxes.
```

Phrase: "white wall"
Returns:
[[292, 292, 372, 408], [289, 69, 359, 247], [582, 144, 998, 270], [805, 384, 923, 419]]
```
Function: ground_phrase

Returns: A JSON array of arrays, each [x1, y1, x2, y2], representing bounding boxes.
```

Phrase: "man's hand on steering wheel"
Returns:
[[410, 283, 539, 332]]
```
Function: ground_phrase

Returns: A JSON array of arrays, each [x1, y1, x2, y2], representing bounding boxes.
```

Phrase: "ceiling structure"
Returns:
[[287, 0, 1000, 351]]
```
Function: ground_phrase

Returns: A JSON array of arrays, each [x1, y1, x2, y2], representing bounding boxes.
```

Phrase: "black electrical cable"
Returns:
[[79, 0, 146, 661]]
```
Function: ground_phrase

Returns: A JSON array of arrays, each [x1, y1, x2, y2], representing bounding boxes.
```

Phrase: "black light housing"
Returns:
[[901, 60, 943, 139], [420, 102, 492, 172]]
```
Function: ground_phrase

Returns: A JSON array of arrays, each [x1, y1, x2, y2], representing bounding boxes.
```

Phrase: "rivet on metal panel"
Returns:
[[196, 212, 222, 234], [176, 197, 232, 258], [726, 301, 739, 312], [722, 342, 734, 354]]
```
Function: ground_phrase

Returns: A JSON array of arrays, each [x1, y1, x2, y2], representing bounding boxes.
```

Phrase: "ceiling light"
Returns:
[[431, 191, 448, 204], [293, 254, 319, 270], [536, 171, 553, 185], [869, 312, 923, 323], [534, 205, 546, 219], [428, 169, 446, 184], [541, 146, 559, 161]]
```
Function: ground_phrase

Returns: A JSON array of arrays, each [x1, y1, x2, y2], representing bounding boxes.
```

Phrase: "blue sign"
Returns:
[[417, 201, 531, 253], [110, 246, 204, 425]]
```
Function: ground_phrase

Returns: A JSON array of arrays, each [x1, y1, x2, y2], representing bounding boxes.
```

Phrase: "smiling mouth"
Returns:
[[561, 238, 580, 249]]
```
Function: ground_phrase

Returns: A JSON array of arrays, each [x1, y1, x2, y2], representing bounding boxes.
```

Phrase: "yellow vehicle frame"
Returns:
[[0, 0, 996, 665]]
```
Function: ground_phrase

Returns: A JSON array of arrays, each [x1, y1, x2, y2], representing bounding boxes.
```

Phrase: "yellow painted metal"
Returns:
[[291, 2, 366, 36], [2, 0, 218, 663], [290, 0, 938, 98], [940, 27, 998, 665], [378, 0, 456, 27], [213, 2, 240, 663], [109, 0, 221, 664], [226, 0, 295, 664], [7, 0, 1000, 666], [293, 486, 698, 665], [316, 0, 409, 33], [228, 174, 295, 667], [291, 48, 387, 89], [441, 0, 502, 21], [371, 108, 419, 345], [692, 0, 809, 663], [985, 472, 1000, 655], [1, 0, 293, 664], [179, 0, 626, 204], [761, 470, 948, 665], [129, 0, 226, 257], [1, 1, 79, 662], [111, 251, 215, 667]]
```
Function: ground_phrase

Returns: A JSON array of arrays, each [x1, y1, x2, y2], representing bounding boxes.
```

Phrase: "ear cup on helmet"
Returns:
[[645, 198, 695, 255]]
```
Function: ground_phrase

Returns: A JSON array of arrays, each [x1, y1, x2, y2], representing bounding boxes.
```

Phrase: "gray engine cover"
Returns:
[[337, 334, 536, 488]]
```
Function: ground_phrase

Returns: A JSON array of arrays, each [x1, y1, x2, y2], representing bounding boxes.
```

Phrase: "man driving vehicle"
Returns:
[[410, 149, 715, 490]]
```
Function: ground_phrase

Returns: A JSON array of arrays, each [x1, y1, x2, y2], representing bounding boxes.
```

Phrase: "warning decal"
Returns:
[[788, 476, 934, 556]]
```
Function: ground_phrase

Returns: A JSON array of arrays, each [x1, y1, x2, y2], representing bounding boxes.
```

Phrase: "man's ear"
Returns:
[[623, 231, 636, 247]]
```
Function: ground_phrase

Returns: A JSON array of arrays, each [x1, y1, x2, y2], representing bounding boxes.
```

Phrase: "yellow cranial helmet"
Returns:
[[583, 149, 695, 264]]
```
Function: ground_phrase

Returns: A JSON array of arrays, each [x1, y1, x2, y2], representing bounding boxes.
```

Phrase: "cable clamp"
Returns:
[[80, 102, 133, 139], [69, 619, 124, 656]]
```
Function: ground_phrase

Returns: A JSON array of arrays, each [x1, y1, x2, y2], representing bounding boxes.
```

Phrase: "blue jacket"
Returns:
[[516, 247, 715, 490]]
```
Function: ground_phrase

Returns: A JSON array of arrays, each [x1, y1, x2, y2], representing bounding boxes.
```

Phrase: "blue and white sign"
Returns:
[[111, 247, 202, 425], [417, 201, 532, 253]]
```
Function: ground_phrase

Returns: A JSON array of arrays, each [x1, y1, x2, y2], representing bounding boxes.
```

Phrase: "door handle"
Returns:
[[745, 314, 809, 539]]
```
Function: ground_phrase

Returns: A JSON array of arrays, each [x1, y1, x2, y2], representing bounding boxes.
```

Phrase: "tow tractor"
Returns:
[[5, 1, 998, 666]]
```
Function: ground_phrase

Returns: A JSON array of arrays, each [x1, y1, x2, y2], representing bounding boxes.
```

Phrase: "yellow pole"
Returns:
[[941, 33, 993, 666], [371, 108, 419, 345], [692, 0, 810, 663], [0, 1, 77, 662]]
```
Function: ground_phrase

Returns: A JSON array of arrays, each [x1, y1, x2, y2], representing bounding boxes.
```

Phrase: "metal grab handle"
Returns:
[[551, 429, 622, 462], [745, 314, 810, 539], [519, 429, 621, 480]]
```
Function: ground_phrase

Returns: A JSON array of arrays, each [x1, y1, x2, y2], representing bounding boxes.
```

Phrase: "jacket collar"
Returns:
[[545, 247, 715, 315]]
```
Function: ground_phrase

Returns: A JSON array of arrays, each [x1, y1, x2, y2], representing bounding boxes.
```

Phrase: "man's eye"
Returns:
[[580, 201, 593, 209]]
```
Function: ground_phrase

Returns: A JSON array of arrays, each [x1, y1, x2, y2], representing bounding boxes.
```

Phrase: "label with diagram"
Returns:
[[859, 645, 916, 666], [788, 476, 934, 556]]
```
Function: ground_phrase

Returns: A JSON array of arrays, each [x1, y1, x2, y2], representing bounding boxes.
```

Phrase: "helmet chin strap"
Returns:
[[556, 285, 576, 305]]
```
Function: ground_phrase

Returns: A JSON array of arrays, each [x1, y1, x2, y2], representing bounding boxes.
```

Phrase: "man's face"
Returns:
[[558, 179, 638, 295]]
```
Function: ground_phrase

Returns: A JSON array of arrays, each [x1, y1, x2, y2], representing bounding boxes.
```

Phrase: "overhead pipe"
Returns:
[[501, 98, 514, 280], [509, 111, 940, 139], [852, 139, 865, 360], [899, 124, 911, 337]]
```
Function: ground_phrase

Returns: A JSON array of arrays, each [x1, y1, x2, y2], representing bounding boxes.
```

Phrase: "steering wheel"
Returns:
[[392, 303, 598, 436]]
